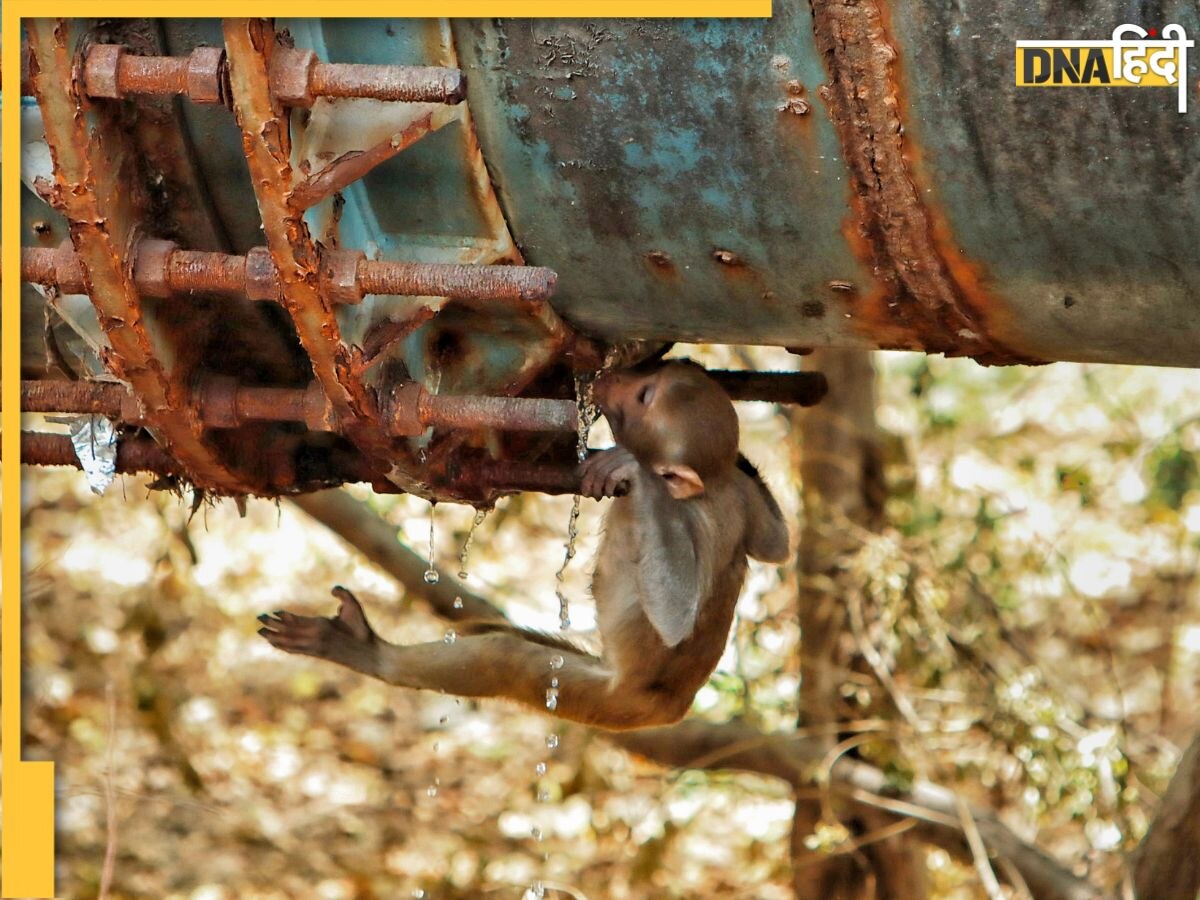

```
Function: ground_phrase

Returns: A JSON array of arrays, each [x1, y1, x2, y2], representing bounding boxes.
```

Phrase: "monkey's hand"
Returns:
[[257, 586, 377, 660], [580, 447, 640, 499]]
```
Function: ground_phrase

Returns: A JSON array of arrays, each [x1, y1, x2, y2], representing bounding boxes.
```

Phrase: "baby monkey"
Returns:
[[258, 361, 789, 731]]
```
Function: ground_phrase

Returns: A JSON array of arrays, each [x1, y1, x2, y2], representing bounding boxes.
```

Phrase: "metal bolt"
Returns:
[[83, 43, 125, 98]]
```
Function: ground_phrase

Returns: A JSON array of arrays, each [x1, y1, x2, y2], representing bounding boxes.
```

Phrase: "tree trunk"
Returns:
[[1131, 731, 1200, 900], [790, 348, 924, 900]]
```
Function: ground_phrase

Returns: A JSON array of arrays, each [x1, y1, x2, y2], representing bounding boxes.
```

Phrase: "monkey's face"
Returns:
[[594, 361, 739, 482]]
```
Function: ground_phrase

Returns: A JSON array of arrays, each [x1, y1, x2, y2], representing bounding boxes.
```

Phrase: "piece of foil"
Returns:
[[69, 415, 118, 495]]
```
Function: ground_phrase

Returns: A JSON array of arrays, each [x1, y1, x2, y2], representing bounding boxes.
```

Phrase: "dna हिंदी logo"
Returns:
[[1015, 24, 1194, 113]]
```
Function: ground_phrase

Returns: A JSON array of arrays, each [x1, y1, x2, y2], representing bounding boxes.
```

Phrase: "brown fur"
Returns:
[[259, 362, 789, 731]]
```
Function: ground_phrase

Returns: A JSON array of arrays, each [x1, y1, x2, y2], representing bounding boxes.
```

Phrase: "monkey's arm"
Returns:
[[582, 448, 705, 648]]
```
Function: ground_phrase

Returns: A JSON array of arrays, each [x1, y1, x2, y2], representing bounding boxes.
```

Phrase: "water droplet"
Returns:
[[535, 761, 547, 776], [546, 734, 560, 750], [432, 741, 440, 752], [531, 826, 544, 841], [549, 655, 564, 670], [439, 715, 449, 725], [424, 503, 439, 584], [426, 784, 439, 798], [545, 687, 559, 711], [443, 630, 457, 644], [537, 788, 551, 802], [550, 677, 559, 689], [452, 596, 464, 610], [412, 890, 426, 899]]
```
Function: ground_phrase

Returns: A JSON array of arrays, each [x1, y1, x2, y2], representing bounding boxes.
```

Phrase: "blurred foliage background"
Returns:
[[20, 348, 1200, 898]]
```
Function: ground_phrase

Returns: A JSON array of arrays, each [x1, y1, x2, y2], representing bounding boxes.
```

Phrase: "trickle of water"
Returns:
[[552, 373, 599, 632], [535, 761, 547, 776], [424, 503, 440, 584], [443, 630, 457, 645], [524, 882, 546, 900], [546, 734, 560, 750], [549, 655, 565, 670], [453, 596, 464, 609], [457, 507, 488, 580]]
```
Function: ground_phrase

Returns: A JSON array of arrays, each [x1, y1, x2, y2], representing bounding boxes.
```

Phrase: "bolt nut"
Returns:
[[83, 43, 126, 99], [303, 383, 337, 432], [197, 375, 241, 429], [186, 47, 226, 104], [387, 382, 426, 436], [244, 247, 280, 301], [269, 46, 318, 107], [322, 249, 366, 304], [133, 238, 179, 298]]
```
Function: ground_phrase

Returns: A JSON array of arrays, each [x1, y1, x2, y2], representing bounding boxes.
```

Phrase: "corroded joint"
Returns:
[[82, 43, 126, 99], [321, 249, 367, 304], [244, 247, 281, 301], [388, 382, 427, 436], [133, 238, 180, 298], [81, 44, 227, 104], [268, 46, 319, 106]]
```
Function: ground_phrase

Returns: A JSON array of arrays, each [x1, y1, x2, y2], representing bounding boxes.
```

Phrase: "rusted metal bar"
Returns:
[[270, 47, 466, 106], [82, 44, 226, 104], [20, 367, 826, 437], [707, 369, 827, 406], [356, 259, 556, 304], [16, 431, 183, 477], [16, 431, 587, 498], [224, 18, 414, 488], [23, 241, 557, 304], [388, 383, 577, 436], [19, 380, 140, 421], [291, 108, 451, 210], [26, 18, 255, 494]]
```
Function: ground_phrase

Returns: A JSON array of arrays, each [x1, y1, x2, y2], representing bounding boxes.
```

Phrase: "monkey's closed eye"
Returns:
[[638, 384, 656, 406]]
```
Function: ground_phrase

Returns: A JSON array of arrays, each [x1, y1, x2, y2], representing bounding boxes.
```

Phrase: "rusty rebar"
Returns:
[[420, 393, 577, 433], [358, 260, 557, 303], [707, 369, 828, 406], [16, 431, 182, 476], [23, 242, 556, 305], [19, 381, 139, 420], [268, 46, 465, 107]]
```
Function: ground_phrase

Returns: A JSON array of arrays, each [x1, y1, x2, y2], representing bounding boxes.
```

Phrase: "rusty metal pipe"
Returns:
[[16, 431, 182, 476], [23, 243, 556, 304]]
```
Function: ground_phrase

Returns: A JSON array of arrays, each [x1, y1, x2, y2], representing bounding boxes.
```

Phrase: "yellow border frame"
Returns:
[[2, 2, 770, 896]]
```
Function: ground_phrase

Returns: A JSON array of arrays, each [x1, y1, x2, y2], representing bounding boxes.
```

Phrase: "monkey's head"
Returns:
[[593, 360, 739, 499]]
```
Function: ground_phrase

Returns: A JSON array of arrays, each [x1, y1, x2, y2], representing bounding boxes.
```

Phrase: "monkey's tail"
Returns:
[[459, 619, 595, 657]]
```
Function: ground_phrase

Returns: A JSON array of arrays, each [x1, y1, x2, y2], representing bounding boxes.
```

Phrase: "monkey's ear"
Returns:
[[653, 463, 705, 500]]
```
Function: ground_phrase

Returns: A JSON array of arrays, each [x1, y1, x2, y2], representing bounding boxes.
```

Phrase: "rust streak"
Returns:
[[222, 18, 412, 488], [809, 0, 1037, 364], [26, 18, 256, 493]]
